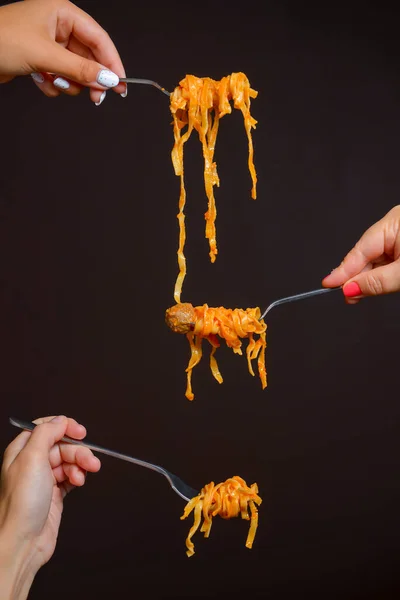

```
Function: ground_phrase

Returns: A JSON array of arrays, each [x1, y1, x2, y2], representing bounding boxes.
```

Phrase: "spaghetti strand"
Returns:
[[170, 73, 258, 302], [166, 303, 267, 400], [181, 476, 262, 557]]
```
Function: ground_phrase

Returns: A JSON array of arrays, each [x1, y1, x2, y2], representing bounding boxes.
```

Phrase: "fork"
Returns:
[[9, 417, 198, 502], [260, 287, 341, 320], [119, 77, 171, 97]]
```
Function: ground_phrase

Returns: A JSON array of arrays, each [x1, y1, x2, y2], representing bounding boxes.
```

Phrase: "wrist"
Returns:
[[0, 525, 39, 600]]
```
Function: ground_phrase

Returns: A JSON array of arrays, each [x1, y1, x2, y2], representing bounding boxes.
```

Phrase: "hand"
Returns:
[[0, 415, 101, 599], [0, 0, 127, 105], [323, 205, 400, 303]]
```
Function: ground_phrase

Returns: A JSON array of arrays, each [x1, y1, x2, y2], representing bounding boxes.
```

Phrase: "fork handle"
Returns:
[[118, 78, 171, 96], [260, 287, 341, 319], [9, 417, 165, 476]]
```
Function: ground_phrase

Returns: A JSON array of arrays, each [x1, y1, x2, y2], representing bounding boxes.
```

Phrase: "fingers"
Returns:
[[3, 413, 99, 485], [32, 416, 86, 441], [323, 220, 387, 288], [57, 2, 126, 95], [28, 0, 127, 102], [341, 263, 372, 304], [66, 36, 108, 105], [53, 462, 90, 489], [323, 206, 400, 290], [50, 443, 101, 474], [31, 72, 61, 98], [35, 41, 120, 93], [23, 414, 87, 460], [64, 419, 86, 440], [31, 71, 82, 97], [63, 463, 86, 486], [54, 463, 86, 487], [52, 76, 82, 96], [43, 417, 101, 488], [23, 416, 70, 459], [2, 416, 86, 471], [34, 415, 95, 473], [343, 259, 400, 297], [52, 464, 79, 497], [0, 0, 127, 100], [19, 416, 100, 492]]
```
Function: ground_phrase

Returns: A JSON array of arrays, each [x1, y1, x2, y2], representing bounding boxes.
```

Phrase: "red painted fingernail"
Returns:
[[343, 282, 362, 297]]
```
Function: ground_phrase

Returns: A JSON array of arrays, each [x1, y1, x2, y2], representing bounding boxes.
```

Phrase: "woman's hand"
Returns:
[[0, 415, 101, 599], [323, 205, 400, 302], [0, 0, 127, 105]]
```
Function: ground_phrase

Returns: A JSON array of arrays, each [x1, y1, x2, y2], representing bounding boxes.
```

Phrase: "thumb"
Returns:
[[343, 259, 400, 297], [34, 42, 119, 89], [24, 416, 69, 458]]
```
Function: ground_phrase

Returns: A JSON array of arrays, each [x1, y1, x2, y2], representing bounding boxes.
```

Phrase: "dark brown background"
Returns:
[[0, 1, 399, 598]]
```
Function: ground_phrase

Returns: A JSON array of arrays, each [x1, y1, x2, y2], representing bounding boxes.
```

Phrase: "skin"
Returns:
[[0, 0, 127, 103], [0, 415, 101, 599], [0, 3, 119, 596], [323, 205, 400, 303]]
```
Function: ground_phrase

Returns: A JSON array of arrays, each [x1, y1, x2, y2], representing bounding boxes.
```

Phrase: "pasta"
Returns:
[[165, 302, 267, 400], [170, 73, 258, 303], [181, 476, 262, 557]]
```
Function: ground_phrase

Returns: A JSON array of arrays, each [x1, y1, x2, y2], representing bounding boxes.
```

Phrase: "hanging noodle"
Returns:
[[181, 476, 262, 557], [170, 73, 258, 303], [165, 303, 267, 400]]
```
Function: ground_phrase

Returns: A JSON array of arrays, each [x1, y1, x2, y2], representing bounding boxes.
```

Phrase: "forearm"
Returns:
[[0, 528, 38, 600]]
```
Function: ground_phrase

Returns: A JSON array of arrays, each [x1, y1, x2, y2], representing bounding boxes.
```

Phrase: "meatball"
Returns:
[[165, 303, 196, 334]]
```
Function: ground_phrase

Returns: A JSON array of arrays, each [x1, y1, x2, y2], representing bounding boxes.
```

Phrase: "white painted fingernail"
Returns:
[[95, 91, 107, 106], [53, 77, 70, 90], [121, 85, 128, 98], [96, 69, 119, 88], [31, 72, 44, 84]]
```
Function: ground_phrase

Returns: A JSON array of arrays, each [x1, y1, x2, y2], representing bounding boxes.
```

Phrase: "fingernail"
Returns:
[[53, 77, 70, 91], [96, 69, 119, 88], [95, 90, 107, 106], [31, 72, 45, 84], [121, 85, 128, 98], [51, 415, 65, 423], [343, 282, 362, 297]]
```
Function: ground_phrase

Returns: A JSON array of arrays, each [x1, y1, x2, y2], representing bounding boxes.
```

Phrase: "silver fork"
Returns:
[[9, 417, 198, 502], [260, 287, 341, 320], [119, 78, 171, 97]]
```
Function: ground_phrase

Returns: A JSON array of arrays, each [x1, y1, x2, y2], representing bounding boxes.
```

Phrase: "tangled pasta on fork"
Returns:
[[165, 302, 267, 400], [170, 73, 258, 303], [181, 476, 262, 557]]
